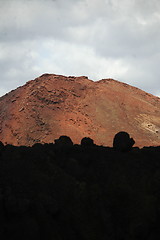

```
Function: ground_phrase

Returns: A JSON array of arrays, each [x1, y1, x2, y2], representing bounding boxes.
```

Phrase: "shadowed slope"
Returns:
[[0, 142, 160, 239], [0, 73, 159, 147]]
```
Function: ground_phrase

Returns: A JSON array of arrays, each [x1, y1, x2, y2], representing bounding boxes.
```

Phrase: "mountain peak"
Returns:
[[0, 74, 159, 147]]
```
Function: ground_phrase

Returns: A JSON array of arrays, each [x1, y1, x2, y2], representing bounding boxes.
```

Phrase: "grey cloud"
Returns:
[[0, 0, 83, 42], [0, 0, 160, 97]]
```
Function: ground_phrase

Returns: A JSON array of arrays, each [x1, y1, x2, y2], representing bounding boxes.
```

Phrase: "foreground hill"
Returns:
[[0, 142, 160, 239], [0, 74, 159, 147]]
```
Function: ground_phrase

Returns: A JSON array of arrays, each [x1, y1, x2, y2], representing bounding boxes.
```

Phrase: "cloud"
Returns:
[[0, 0, 160, 97]]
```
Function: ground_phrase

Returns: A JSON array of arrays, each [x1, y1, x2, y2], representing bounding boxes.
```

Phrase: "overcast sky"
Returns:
[[0, 0, 160, 97]]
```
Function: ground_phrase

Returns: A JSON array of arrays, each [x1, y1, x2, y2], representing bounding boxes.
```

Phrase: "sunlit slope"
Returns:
[[0, 74, 159, 147]]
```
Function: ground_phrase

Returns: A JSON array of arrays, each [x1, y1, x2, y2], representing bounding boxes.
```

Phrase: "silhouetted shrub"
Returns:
[[113, 131, 135, 152], [54, 135, 73, 147], [81, 137, 94, 147], [0, 141, 4, 149]]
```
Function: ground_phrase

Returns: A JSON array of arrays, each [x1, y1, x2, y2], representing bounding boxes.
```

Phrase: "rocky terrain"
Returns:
[[0, 73, 159, 147]]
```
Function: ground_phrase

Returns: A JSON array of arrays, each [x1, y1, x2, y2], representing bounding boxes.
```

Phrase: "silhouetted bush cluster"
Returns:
[[113, 131, 135, 152], [0, 132, 160, 239]]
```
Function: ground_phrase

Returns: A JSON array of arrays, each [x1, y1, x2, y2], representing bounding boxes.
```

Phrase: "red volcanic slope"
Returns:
[[0, 74, 159, 147]]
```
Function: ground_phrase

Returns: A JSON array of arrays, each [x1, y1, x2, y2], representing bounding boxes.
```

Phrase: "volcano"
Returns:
[[0, 74, 159, 147]]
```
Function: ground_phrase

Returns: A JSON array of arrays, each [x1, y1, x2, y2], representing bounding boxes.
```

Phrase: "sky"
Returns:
[[0, 0, 160, 97]]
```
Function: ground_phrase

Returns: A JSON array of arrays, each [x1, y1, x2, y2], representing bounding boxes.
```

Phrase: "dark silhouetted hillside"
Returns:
[[0, 138, 160, 239]]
